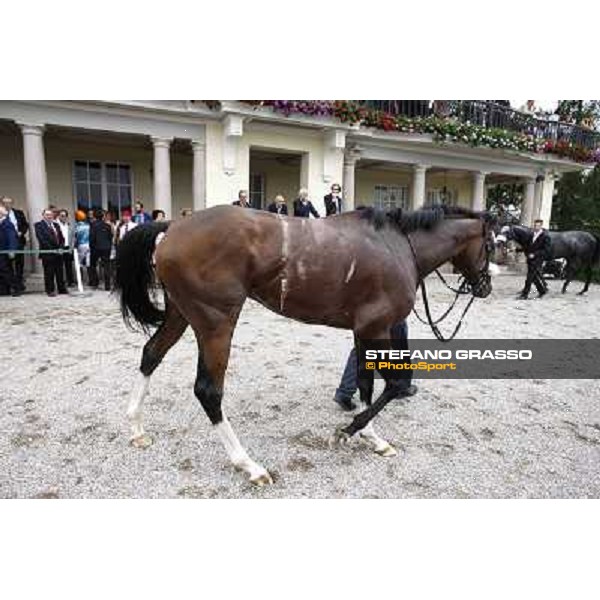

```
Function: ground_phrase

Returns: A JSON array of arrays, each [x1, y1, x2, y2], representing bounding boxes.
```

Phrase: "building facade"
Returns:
[[0, 100, 594, 242]]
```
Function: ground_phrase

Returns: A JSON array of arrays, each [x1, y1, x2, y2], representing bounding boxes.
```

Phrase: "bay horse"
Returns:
[[504, 225, 600, 294], [114, 204, 494, 485]]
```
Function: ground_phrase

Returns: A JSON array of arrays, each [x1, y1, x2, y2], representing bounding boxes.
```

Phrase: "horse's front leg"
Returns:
[[330, 370, 398, 457], [357, 409, 398, 457], [354, 359, 397, 456], [330, 356, 374, 448], [344, 378, 400, 455]]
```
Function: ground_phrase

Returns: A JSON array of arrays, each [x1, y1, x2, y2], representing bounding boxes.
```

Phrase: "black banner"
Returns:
[[357, 339, 600, 379]]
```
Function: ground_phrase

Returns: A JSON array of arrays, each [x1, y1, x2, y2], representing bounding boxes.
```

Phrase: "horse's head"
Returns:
[[450, 214, 495, 298], [503, 224, 532, 247]]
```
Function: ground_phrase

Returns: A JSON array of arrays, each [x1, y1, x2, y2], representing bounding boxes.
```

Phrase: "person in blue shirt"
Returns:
[[74, 209, 92, 283], [132, 201, 152, 224]]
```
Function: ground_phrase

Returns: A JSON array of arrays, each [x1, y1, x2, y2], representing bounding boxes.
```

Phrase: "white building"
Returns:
[[0, 100, 593, 239]]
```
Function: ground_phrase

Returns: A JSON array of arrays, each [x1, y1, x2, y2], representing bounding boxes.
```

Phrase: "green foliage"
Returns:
[[487, 183, 524, 211], [553, 165, 600, 230], [241, 101, 599, 164], [556, 101, 600, 127]]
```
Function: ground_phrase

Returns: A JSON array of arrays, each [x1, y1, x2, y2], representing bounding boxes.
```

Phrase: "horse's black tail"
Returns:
[[114, 221, 171, 334]]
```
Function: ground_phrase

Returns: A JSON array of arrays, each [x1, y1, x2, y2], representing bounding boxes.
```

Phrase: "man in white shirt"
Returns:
[[115, 210, 138, 245], [56, 209, 76, 287]]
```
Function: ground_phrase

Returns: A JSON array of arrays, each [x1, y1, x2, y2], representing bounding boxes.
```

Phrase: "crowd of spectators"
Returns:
[[232, 183, 344, 219], [0, 197, 189, 298]]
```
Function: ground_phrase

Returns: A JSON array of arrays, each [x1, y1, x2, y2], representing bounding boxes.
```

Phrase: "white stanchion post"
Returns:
[[73, 248, 84, 294], [71, 248, 91, 297]]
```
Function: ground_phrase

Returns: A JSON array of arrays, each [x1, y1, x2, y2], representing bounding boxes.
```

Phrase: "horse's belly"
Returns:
[[250, 276, 354, 329]]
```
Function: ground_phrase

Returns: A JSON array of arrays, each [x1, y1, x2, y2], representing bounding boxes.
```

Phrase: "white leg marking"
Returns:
[[488, 261, 500, 276], [359, 421, 397, 457], [127, 373, 152, 447], [345, 259, 356, 283], [215, 414, 272, 485]]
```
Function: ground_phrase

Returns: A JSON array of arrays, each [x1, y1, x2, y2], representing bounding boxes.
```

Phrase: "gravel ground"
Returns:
[[1, 273, 599, 498]]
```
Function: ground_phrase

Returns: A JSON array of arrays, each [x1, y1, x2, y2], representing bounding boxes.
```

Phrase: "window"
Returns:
[[74, 161, 103, 212], [73, 160, 133, 218], [249, 172, 266, 209], [106, 163, 133, 217], [427, 188, 458, 206], [374, 185, 408, 210]]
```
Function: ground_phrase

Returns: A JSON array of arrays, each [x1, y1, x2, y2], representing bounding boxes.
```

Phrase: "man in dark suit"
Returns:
[[233, 189, 252, 208], [293, 189, 320, 218], [0, 204, 21, 296], [1, 196, 29, 291], [34, 208, 67, 296], [266, 194, 288, 215], [519, 219, 551, 299], [324, 183, 343, 216], [89, 209, 114, 290]]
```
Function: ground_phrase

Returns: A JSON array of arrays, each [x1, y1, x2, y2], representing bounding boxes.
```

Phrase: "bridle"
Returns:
[[406, 219, 493, 342]]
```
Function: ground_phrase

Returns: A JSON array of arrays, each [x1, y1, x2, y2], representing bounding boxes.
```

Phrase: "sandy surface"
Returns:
[[1, 273, 599, 498]]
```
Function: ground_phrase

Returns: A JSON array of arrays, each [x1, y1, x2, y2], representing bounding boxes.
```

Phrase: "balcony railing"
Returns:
[[358, 100, 600, 151]]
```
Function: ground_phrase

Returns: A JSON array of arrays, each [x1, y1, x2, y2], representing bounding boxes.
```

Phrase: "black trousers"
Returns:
[[41, 254, 66, 294], [522, 257, 547, 296], [13, 241, 25, 289], [90, 249, 112, 290], [61, 247, 75, 286], [0, 255, 18, 294]]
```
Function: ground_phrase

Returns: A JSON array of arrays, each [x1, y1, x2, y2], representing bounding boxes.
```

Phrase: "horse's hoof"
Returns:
[[374, 444, 398, 457], [329, 428, 351, 448], [250, 472, 273, 486], [130, 434, 153, 449]]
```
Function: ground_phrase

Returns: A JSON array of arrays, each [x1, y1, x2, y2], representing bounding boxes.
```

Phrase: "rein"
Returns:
[[405, 226, 488, 342]]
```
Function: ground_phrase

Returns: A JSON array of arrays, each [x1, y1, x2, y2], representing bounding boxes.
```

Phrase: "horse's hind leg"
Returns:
[[192, 317, 272, 486], [562, 261, 574, 294], [579, 262, 593, 295], [128, 300, 188, 447]]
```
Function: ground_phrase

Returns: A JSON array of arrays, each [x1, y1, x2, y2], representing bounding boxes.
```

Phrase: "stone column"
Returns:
[[538, 172, 556, 226], [471, 171, 487, 211], [533, 175, 545, 221], [520, 177, 536, 226], [152, 137, 173, 218], [410, 164, 428, 210], [19, 123, 49, 272], [342, 148, 360, 211], [192, 140, 206, 211]]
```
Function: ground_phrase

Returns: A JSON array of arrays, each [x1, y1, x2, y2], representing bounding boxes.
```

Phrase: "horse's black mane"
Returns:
[[358, 203, 486, 233]]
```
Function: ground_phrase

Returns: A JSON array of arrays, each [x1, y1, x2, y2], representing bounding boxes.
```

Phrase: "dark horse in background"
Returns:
[[503, 225, 600, 294], [114, 204, 494, 485]]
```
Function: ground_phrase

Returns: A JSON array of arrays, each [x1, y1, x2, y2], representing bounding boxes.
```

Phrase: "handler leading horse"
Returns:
[[504, 224, 600, 294], [115, 204, 494, 485]]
